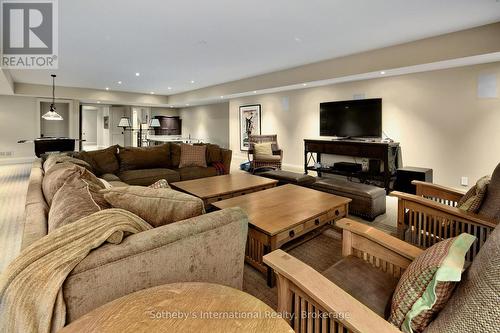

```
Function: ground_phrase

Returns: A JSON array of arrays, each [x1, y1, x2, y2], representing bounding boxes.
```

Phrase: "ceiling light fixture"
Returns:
[[42, 74, 63, 121], [253, 91, 257, 93], [105, 87, 109, 91], [117, 81, 122, 85], [150, 92, 155, 95], [186, 103, 190, 106], [135, 72, 140, 77], [167, 87, 172, 90], [380, 71, 386, 75], [190, 80, 195, 84], [220, 96, 224, 99], [97, 101, 101, 104], [302, 83, 307, 86]]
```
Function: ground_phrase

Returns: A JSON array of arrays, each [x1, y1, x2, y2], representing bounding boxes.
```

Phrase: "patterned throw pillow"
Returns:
[[388, 233, 476, 333], [254, 142, 273, 156], [178, 144, 207, 168], [457, 176, 490, 213], [149, 179, 170, 189]]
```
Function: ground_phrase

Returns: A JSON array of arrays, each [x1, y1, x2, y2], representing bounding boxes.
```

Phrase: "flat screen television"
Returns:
[[320, 98, 382, 138]]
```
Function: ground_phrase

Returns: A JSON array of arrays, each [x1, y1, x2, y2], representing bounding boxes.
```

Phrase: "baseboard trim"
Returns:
[[0, 157, 36, 165]]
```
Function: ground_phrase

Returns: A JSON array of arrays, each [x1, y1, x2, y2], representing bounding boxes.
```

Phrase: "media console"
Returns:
[[304, 139, 401, 192]]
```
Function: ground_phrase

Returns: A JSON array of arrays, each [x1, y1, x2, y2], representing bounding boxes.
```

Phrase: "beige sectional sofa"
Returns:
[[21, 150, 248, 324]]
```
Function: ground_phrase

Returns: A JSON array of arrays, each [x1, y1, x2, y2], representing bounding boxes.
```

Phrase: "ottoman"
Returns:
[[311, 178, 386, 221], [259, 170, 316, 186]]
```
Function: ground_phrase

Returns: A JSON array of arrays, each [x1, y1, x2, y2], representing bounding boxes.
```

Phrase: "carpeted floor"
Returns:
[[0, 163, 31, 272]]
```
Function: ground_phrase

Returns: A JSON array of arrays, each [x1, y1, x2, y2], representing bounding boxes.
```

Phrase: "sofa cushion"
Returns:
[[75, 145, 119, 175], [388, 233, 476, 333], [101, 186, 205, 227], [322, 255, 399, 318], [43, 153, 93, 173], [118, 144, 171, 172], [101, 173, 121, 182], [42, 162, 102, 206], [478, 163, 500, 222], [48, 177, 110, 232], [118, 168, 180, 186], [425, 224, 500, 333], [177, 166, 218, 181], [170, 143, 181, 168], [179, 144, 207, 168], [457, 176, 490, 213]]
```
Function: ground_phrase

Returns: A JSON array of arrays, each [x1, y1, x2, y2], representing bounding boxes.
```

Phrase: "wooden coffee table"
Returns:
[[213, 184, 351, 286], [60, 283, 293, 333], [171, 174, 278, 207]]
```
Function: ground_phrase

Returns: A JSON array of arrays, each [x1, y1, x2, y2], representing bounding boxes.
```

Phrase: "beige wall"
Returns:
[[229, 63, 500, 189], [179, 102, 230, 148], [0, 95, 38, 163], [151, 107, 180, 117]]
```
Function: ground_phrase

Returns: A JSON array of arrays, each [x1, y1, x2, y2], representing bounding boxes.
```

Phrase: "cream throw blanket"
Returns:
[[0, 208, 152, 333]]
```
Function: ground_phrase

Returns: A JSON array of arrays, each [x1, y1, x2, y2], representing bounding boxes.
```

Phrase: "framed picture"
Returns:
[[103, 116, 109, 129], [239, 104, 261, 151]]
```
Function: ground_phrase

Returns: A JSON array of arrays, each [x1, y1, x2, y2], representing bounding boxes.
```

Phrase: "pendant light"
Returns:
[[42, 74, 63, 120]]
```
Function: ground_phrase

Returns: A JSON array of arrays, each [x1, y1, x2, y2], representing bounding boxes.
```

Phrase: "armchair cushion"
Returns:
[[254, 154, 281, 162], [478, 162, 500, 222], [457, 176, 490, 213], [388, 233, 476, 333], [254, 142, 273, 156], [322, 256, 399, 318]]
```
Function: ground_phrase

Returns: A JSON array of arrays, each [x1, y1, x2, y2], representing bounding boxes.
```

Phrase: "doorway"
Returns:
[[80, 104, 111, 151]]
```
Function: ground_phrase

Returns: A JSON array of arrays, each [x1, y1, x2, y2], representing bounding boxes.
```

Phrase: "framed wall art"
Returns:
[[239, 104, 261, 151]]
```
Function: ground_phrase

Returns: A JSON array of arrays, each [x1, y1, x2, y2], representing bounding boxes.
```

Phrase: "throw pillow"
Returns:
[[457, 176, 490, 213], [48, 177, 110, 232], [388, 233, 476, 333], [43, 153, 93, 173], [42, 162, 102, 206], [179, 144, 207, 168], [75, 145, 120, 175], [149, 179, 170, 189], [254, 142, 273, 156], [101, 186, 205, 227]]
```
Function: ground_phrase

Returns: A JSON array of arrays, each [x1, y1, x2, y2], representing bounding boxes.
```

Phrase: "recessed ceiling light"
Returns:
[[294, 37, 302, 42], [380, 71, 386, 75], [97, 101, 101, 104], [169, 105, 173, 108], [105, 87, 109, 91], [186, 103, 190, 106], [302, 83, 307, 86], [135, 72, 140, 77], [150, 92, 155, 95], [253, 91, 257, 94], [117, 81, 122, 85], [190, 80, 195, 84], [220, 96, 224, 99], [167, 87, 172, 90]]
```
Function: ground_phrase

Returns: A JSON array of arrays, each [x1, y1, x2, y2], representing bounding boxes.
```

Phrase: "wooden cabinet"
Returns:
[[153, 116, 182, 135]]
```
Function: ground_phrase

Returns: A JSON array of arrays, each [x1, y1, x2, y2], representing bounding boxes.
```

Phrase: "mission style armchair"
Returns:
[[263, 218, 498, 333], [247, 134, 283, 173], [390, 179, 498, 261]]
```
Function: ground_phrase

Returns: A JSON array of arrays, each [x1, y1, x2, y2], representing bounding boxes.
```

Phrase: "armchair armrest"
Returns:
[[264, 250, 401, 333], [63, 208, 248, 322], [410, 180, 465, 204]]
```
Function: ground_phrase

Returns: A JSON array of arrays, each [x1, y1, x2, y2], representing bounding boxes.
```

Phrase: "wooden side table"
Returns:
[[60, 283, 293, 333]]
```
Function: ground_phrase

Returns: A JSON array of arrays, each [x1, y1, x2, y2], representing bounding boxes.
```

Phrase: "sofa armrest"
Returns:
[[63, 207, 249, 322], [220, 148, 232, 174], [264, 250, 401, 333]]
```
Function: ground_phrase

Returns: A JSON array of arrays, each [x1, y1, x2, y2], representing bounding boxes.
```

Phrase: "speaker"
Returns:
[[395, 167, 433, 194]]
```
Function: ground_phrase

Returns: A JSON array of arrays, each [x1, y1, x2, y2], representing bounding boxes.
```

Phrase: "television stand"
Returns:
[[304, 139, 401, 192]]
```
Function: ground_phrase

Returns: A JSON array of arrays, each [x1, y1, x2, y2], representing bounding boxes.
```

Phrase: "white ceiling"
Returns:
[[9, 0, 500, 95]]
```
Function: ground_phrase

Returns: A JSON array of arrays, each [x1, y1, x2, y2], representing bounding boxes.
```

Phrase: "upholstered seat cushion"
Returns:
[[322, 255, 399, 318], [118, 168, 180, 186], [260, 170, 316, 186], [177, 166, 218, 181], [118, 144, 171, 172], [478, 163, 500, 222], [254, 154, 281, 161]]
